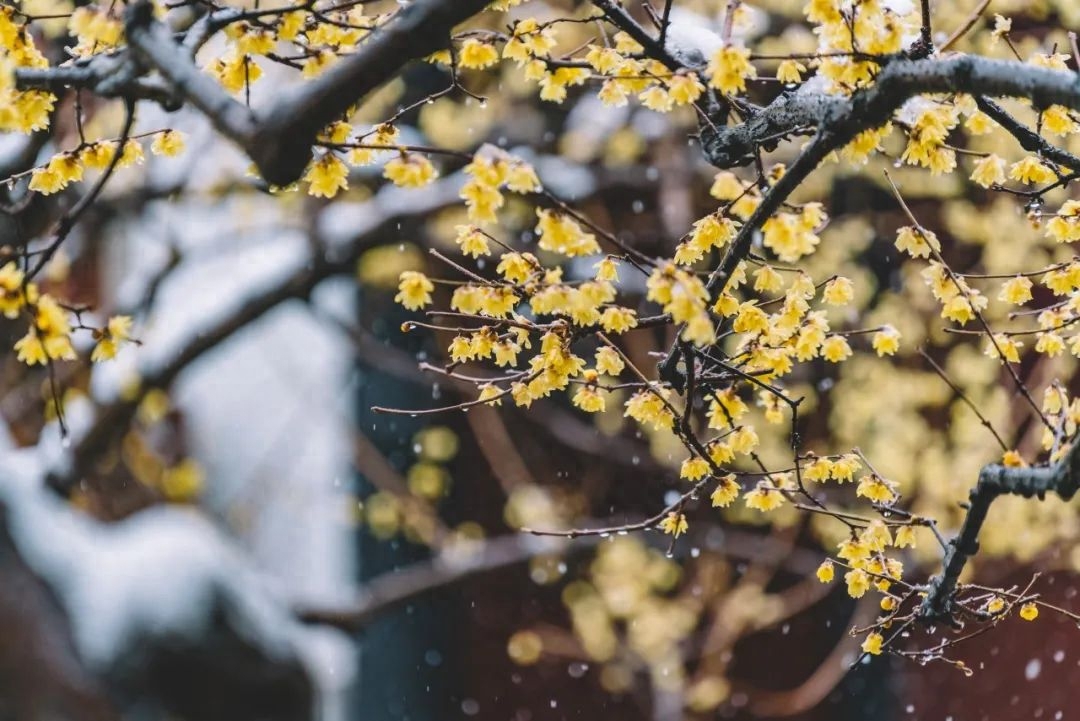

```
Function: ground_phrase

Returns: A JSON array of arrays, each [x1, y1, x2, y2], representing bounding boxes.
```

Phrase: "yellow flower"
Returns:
[[505, 161, 541, 194], [804, 456, 833, 482], [776, 59, 805, 84], [733, 303, 768, 335], [1009, 156, 1056, 185], [710, 171, 744, 201], [845, 568, 870, 598], [941, 292, 987, 324], [970, 154, 1005, 188], [90, 315, 134, 362], [572, 385, 605, 413], [1019, 603, 1039, 621], [210, 50, 261, 93], [595, 346, 624, 376], [478, 384, 503, 406], [496, 253, 536, 284], [79, 142, 115, 170], [304, 154, 349, 198], [535, 209, 600, 257], [455, 225, 490, 258], [985, 334, 1022, 363], [729, 426, 758, 454], [448, 335, 472, 363], [1046, 200, 1080, 242], [30, 153, 83, 194], [707, 45, 755, 95], [395, 271, 434, 310], [816, 560, 835, 583], [894, 225, 940, 258], [871, 326, 900, 356], [999, 275, 1033, 305], [680, 456, 710, 482], [1002, 449, 1026, 467], [744, 485, 784, 511], [639, 85, 672, 113], [599, 306, 637, 334], [479, 287, 518, 317], [384, 153, 438, 188], [458, 39, 499, 69], [894, 526, 916, 549], [659, 512, 689, 537], [151, 129, 186, 157], [822, 277, 853, 305], [861, 632, 883, 656], [594, 257, 618, 283], [986, 597, 1006, 614], [28, 166, 63, 195], [856, 474, 897, 504], [753, 265, 784, 293], [624, 389, 674, 430], [821, 336, 852, 363], [667, 72, 704, 105], [0, 262, 24, 318], [492, 340, 520, 367], [1036, 332, 1065, 356], [710, 474, 740, 507], [15, 299, 76, 366]]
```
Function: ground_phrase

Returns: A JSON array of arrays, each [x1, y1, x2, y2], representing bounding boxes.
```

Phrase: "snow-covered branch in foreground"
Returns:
[[0, 409, 348, 721]]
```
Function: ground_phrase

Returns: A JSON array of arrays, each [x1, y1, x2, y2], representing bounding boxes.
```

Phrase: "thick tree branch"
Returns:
[[702, 56, 1080, 169], [248, 0, 491, 186], [919, 437, 1080, 620], [123, 1, 258, 150], [15, 60, 179, 109], [658, 56, 1080, 385]]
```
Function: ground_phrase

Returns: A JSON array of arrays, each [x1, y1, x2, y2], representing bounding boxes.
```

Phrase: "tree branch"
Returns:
[[919, 437, 1080, 620], [45, 176, 463, 495], [123, 1, 258, 150], [975, 96, 1080, 172], [701, 55, 1080, 170], [15, 60, 179, 109], [248, 0, 491, 186]]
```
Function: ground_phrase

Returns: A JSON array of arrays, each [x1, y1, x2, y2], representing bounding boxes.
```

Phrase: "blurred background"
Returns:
[[4, 0, 1080, 720]]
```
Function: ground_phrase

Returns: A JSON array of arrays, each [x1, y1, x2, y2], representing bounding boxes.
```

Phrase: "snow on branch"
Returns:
[[0, 434, 324, 720]]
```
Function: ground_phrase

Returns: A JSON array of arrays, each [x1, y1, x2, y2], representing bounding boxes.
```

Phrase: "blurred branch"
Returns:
[[45, 176, 462, 495], [295, 534, 590, 632], [745, 598, 877, 717], [0, 514, 119, 721], [15, 56, 179, 109], [296, 526, 825, 634]]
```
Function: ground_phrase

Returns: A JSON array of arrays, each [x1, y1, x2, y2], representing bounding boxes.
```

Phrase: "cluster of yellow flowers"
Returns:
[[0, 260, 133, 366], [25, 132, 185, 196], [806, 0, 904, 91], [0, 7, 54, 133]]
